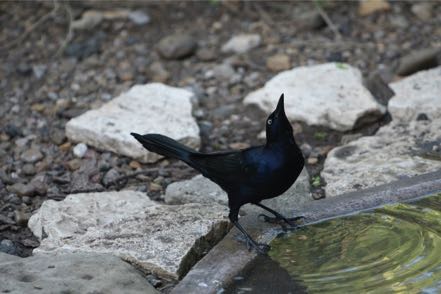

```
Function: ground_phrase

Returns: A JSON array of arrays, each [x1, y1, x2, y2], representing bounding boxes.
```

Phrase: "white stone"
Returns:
[[244, 63, 386, 131], [221, 34, 261, 54], [28, 191, 230, 280], [65, 83, 200, 162], [73, 143, 88, 158], [322, 119, 441, 197], [0, 252, 158, 294], [165, 175, 228, 205], [389, 66, 441, 122], [128, 10, 150, 25], [165, 168, 311, 209]]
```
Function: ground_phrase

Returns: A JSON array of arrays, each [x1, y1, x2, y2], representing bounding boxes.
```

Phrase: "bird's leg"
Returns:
[[229, 210, 270, 254], [255, 203, 304, 231]]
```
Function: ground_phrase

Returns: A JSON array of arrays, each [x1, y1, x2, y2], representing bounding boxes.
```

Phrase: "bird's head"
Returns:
[[265, 94, 295, 144]]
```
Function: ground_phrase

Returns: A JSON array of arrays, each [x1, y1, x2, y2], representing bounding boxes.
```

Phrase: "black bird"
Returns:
[[131, 94, 304, 253]]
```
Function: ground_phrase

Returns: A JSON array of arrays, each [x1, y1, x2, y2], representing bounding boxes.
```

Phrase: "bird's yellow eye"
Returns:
[[267, 119, 272, 125]]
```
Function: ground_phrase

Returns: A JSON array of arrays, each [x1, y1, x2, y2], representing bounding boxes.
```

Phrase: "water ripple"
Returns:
[[269, 194, 441, 293]]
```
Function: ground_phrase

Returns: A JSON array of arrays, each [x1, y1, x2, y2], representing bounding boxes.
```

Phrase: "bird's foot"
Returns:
[[246, 238, 271, 255], [258, 214, 304, 231], [235, 234, 270, 254]]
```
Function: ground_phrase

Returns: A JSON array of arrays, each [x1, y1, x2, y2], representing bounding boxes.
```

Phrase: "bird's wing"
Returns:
[[188, 148, 259, 188]]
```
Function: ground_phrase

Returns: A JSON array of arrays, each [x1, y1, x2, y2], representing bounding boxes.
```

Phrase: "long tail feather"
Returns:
[[131, 133, 196, 161]]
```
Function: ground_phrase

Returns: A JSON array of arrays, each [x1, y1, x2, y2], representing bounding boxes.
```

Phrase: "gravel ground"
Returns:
[[0, 0, 440, 286]]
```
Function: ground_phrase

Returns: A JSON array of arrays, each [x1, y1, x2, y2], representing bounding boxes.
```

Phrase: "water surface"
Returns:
[[268, 194, 441, 293]]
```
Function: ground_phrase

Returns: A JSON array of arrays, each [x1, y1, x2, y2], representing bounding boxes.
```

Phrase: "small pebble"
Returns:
[[129, 160, 142, 169], [22, 164, 36, 176], [21, 148, 44, 163], [73, 143, 88, 158], [67, 159, 82, 171]]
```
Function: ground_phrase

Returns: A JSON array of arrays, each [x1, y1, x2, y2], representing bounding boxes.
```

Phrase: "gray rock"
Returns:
[[157, 34, 197, 59], [28, 191, 230, 280], [396, 48, 440, 76], [32, 65, 47, 79], [322, 119, 441, 197], [20, 147, 43, 163], [221, 34, 261, 54], [340, 133, 363, 145], [165, 168, 311, 208], [102, 168, 122, 187], [66, 83, 200, 163], [244, 63, 385, 131], [72, 10, 104, 30], [196, 48, 217, 61], [0, 169, 13, 185], [149, 62, 170, 83], [411, 3, 433, 20], [165, 175, 228, 205], [389, 66, 441, 122], [50, 128, 66, 145], [73, 143, 88, 158], [296, 10, 326, 30], [22, 164, 36, 176], [266, 54, 291, 72], [7, 183, 37, 197], [0, 240, 19, 255], [128, 10, 150, 25], [0, 252, 158, 294], [211, 63, 236, 81]]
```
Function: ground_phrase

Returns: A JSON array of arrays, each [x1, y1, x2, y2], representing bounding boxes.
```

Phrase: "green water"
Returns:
[[269, 194, 441, 293]]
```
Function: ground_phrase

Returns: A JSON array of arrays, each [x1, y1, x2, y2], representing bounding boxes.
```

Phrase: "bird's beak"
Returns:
[[274, 93, 285, 116]]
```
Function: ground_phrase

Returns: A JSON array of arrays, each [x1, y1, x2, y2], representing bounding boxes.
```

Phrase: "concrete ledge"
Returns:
[[172, 169, 441, 294]]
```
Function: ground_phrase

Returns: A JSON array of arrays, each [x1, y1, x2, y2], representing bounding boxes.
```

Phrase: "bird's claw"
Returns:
[[258, 214, 305, 231], [245, 239, 270, 255]]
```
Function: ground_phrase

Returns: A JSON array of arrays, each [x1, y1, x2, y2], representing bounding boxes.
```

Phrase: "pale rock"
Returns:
[[72, 9, 130, 31], [28, 191, 230, 280], [157, 34, 197, 60], [221, 34, 261, 54], [389, 67, 441, 122], [73, 143, 88, 158], [128, 10, 150, 25], [411, 3, 433, 21], [165, 168, 311, 208], [65, 83, 200, 163], [322, 119, 441, 197], [266, 54, 291, 72], [244, 63, 385, 131], [0, 252, 158, 294], [165, 175, 228, 205], [358, 0, 391, 16]]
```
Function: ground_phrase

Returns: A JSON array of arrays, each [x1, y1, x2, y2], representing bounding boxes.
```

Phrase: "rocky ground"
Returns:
[[1, 1, 440, 292]]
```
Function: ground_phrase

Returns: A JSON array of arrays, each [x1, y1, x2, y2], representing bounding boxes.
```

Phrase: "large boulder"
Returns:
[[322, 119, 441, 197], [66, 83, 200, 162], [389, 66, 441, 122], [0, 252, 158, 294], [28, 191, 230, 280], [244, 63, 385, 131]]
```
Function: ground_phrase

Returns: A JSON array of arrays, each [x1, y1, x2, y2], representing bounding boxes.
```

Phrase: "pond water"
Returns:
[[269, 194, 441, 293], [227, 194, 441, 294]]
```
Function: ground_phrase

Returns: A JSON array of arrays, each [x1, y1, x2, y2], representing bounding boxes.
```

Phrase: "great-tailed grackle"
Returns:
[[131, 94, 305, 254]]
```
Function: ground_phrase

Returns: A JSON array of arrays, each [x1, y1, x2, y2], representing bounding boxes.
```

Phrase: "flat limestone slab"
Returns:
[[389, 66, 441, 122], [165, 168, 311, 209], [0, 252, 158, 294], [28, 191, 230, 280], [244, 63, 385, 131], [66, 83, 200, 162], [322, 119, 441, 197]]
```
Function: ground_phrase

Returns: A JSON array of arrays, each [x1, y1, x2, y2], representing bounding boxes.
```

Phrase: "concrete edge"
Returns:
[[172, 169, 441, 294]]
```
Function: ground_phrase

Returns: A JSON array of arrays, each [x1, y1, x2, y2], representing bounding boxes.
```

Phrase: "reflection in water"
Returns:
[[269, 194, 441, 293]]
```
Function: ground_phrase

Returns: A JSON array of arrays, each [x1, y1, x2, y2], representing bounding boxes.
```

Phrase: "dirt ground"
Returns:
[[0, 0, 440, 289]]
